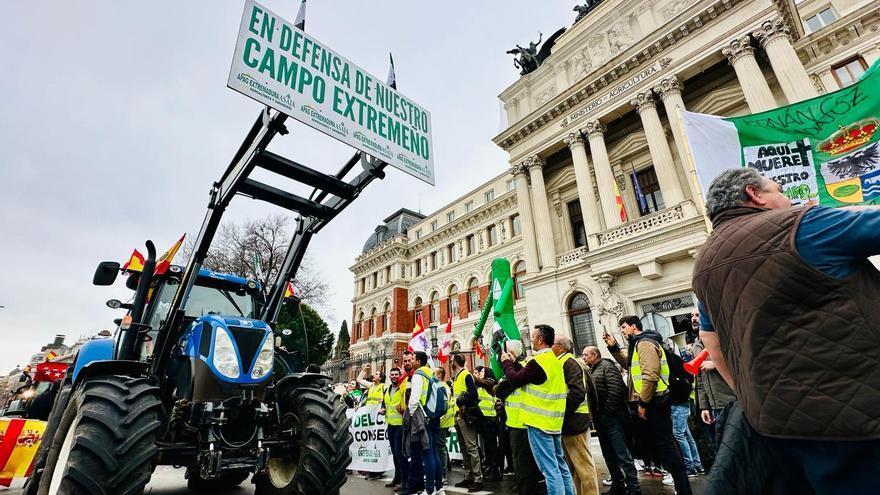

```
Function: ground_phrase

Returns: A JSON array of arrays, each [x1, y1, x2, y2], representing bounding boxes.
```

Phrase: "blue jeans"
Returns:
[[527, 427, 575, 495], [671, 403, 703, 473], [387, 425, 407, 483], [596, 414, 640, 493], [409, 419, 439, 493]]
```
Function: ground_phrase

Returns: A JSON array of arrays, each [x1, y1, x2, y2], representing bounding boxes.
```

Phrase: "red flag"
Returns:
[[438, 318, 452, 364], [407, 313, 426, 352], [283, 281, 296, 299], [473, 337, 485, 361], [33, 362, 67, 383], [154, 234, 185, 275], [122, 249, 145, 272]]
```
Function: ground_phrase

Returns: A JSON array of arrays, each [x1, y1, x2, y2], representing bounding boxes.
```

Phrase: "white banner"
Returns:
[[347, 404, 393, 472], [447, 427, 462, 461], [228, 0, 435, 185]]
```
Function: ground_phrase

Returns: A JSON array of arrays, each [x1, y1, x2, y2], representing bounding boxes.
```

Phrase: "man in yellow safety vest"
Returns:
[[552, 335, 600, 495], [434, 366, 454, 486], [501, 324, 575, 495], [451, 353, 483, 492], [474, 366, 502, 481], [381, 367, 406, 490], [605, 315, 692, 495]]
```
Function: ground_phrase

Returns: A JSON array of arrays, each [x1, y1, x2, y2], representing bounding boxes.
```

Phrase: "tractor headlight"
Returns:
[[212, 327, 240, 379], [251, 333, 274, 379]]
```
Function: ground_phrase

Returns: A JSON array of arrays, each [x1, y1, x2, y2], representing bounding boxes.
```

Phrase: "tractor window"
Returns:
[[185, 282, 255, 319], [140, 279, 179, 361]]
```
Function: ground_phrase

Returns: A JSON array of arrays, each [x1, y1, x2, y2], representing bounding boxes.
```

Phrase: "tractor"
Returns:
[[24, 107, 391, 494]]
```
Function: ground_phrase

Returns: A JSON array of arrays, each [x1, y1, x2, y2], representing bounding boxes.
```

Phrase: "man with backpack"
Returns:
[[400, 351, 442, 495], [605, 316, 692, 495], [451, 353, 484, 493]]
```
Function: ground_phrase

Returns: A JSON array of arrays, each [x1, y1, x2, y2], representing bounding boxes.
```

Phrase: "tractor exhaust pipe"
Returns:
[[119, 241, 156, 361]]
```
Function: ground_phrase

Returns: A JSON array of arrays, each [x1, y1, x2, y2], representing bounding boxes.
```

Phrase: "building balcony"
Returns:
[[596, 201, 700, 248]]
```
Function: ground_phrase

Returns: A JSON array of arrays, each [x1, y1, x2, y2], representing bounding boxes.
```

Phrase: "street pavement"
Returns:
[[2, 456, 709, 494]]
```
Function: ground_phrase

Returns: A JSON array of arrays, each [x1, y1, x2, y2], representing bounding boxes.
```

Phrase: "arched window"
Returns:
[[448, 285, 459, 318], [513, 261, 527, 299], [568, 292, 596, 353], [414, 296, 423, 324], [369, 307, 377, 338], [430, 291, 440, 324], [383, 302, 391, 333], [468, 278, 481, 313], [357, 310, 364, 340]]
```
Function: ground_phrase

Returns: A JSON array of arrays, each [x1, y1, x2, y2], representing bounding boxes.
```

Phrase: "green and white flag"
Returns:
[[683, 60, 880, 207]]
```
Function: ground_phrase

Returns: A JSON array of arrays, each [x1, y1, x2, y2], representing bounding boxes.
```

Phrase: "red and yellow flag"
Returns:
[[122, 249, 145, 272], [283, 281, 296, 299], [613, 180, 628, 222], [154, 234, 185, 275]]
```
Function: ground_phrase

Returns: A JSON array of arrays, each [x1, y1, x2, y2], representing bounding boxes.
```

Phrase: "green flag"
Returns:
[[683, 60, 880, 207]]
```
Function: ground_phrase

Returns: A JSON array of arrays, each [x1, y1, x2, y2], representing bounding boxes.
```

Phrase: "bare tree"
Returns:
[[180, 214, 330, 312]]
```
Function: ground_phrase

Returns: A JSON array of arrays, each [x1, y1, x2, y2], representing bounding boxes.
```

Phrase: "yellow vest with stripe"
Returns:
[[631, 342, 669, 396], [384, 383, 404, 426], [365, 383, 385, 406], [504, 358, 530, 429], [453, 369, 472, 403], [440, 383, 455, 428], [415, 366, 432, 405], [559, 353, 589, 414], [520, 350, 567, 434], [478, 387, 497, 418]]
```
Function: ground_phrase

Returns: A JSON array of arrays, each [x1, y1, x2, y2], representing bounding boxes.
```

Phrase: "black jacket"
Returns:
[[588, 358, 628, 420]]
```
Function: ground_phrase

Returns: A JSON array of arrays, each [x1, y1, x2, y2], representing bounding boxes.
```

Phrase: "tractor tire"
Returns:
[[253, 380, 351, 495], [186, 468, 250, 491], [23, 384, 73, 495], [36, 375, 162, 495]]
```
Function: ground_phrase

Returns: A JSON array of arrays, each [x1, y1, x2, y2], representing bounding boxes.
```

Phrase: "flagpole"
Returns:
[[675, 105, 713, 234]]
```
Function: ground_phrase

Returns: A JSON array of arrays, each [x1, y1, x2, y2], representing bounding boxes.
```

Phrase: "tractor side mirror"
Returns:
[[93, 262, 121, 286], [106, 299, 132, 310]]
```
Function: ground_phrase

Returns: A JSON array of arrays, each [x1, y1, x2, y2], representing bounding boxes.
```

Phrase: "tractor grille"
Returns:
[[227, 326, 266, 374]]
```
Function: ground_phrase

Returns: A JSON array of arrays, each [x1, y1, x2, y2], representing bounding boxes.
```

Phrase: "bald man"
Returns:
[[553, 336, 599, 495]]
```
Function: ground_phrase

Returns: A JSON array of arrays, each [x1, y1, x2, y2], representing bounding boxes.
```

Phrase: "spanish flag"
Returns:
[[122, 249, 145, 272], [613, 180, 628, 222], [155, 234, 185, 276], [283, 281, 296, 299]]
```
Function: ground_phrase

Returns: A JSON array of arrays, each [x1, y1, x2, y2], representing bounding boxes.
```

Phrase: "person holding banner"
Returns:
[[383, 367, 407, 490], [694, 167, 880, 492], [358, 365, 387, 406]]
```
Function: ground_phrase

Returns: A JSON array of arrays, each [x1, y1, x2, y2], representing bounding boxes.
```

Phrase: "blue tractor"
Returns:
[[25, 108, 390, 495]]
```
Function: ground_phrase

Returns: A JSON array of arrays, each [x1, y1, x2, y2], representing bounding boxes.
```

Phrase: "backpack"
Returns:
[[661, 343, 694, 403], [416, 369, 449, 419]]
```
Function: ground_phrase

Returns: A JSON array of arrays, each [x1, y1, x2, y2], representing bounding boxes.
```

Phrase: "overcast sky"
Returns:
[[0, 1, 577, 372]]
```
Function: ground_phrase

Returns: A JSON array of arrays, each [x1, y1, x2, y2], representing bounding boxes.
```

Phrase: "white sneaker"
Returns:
[[662, 473, 674, 486], [602, 476, 613, 486], [433, 490, 446, 495]]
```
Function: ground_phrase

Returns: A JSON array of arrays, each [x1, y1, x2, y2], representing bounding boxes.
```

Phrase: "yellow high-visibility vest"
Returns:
[[504, 357, 531, 429], [453, 369, 472, 403], [440, 382, 455, 428], [384, 383, 404, 426], [631, 342, 669, 396], [478, 387, 497, 418], [520, 350, 567, 434], [365, 383, 385, 406], [415, 366, 432, 405], [559, 353, 589, 414]]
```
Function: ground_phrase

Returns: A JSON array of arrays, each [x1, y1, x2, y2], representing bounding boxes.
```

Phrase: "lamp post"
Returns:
[[429, 324, 439, 360]]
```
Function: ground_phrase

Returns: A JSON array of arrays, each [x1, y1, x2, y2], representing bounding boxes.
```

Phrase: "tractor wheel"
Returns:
[[186, 467, 250, 491], [254, 380, 351, 495], [23, 384, 73, 495], [36, 375, 162, 495]]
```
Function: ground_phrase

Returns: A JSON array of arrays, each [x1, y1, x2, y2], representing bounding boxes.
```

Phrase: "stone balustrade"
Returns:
[[597, 202, 689, 246], [556, 246, 590, 268]]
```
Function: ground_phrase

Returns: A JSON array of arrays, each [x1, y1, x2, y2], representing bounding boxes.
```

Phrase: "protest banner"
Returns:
[[682, 60, 879, 206], [346, 403, 393, 472], [447, 427, 462, 461], [228, 0, 435, 185]]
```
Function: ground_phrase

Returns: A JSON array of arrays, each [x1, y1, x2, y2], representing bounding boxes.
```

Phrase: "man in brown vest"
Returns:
[[693, 167, 880, 492]]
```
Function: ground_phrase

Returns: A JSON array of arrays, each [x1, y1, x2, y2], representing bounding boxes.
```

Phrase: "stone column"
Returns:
[[585, 120, 620, 228], [654, 76, 700, 205], [722, 35, 777, 112], [526, 155, 557, 270], [564, 131, 602, 249], [511, 164, 541, 273], [630, 91, 685, 207], [754, 18, 817, 103]]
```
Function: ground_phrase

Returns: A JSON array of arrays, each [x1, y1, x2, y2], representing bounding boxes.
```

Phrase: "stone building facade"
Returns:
[[336, 0, 880, 378]]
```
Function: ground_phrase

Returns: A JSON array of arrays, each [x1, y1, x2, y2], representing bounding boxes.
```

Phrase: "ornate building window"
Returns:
[[448, 243, 457, 263], [448, 285, 459, 317], [633, 167, 665, 215], [511, 214, 521, 237], [447, 211, 455, 223], [567, 201, 587, 248], [832, 56, 867, 88], [513, 261, 527, 299], [430, 291, 440, 324], [484, 190, 495, 203], [356, 310, 364, 340], [383, 302, 391, 333], [369, 307, 377, 338], [468, 278, 481, 313], [465, 201, 474, 213], [568, 292, 596, 353], [488, 225, 498, 247]]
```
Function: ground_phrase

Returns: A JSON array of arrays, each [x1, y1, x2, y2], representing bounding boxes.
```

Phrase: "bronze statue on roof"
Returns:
[[506, 28, 567, 76]]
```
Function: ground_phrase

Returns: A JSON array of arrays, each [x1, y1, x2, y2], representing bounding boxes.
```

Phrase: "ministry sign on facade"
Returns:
[[228, 0, 435, 185]]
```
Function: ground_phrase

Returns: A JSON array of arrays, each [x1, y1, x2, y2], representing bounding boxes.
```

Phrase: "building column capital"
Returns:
[[564, 132, 586, 148], [653, 75, 683, 100], [722, 35, 755, 65], [584, 120, 607, 137], [509, 163, 528, 178], [630, 91, 657, 114], [753, 17, 792, 49], [525, 155, 546, 172]]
